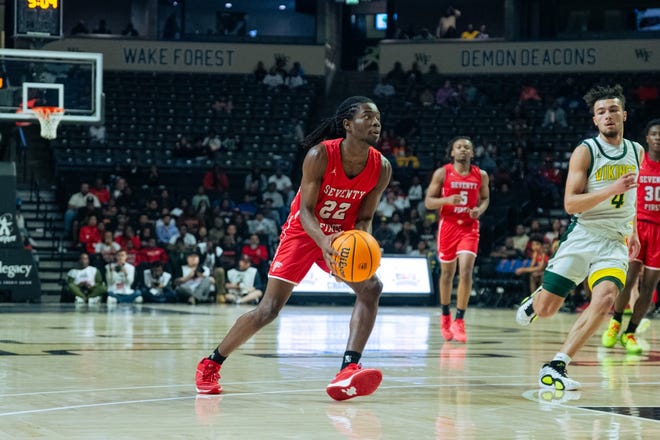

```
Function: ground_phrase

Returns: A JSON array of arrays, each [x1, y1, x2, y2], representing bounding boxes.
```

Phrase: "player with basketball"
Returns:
[[424, 136, 490, 343], [516, 85, 643, 390], [195, 96, 392, 400], [601, 118, 660, 354]]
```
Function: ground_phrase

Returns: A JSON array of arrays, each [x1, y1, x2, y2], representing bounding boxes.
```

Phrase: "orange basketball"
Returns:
[[331, 230, 382, 283]]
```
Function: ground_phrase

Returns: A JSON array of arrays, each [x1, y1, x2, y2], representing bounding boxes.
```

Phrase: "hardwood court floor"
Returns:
[[0, 303, 658, 439]]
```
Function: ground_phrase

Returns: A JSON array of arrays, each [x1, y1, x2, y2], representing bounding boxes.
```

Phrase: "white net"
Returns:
[[32, 107, 65, 140]]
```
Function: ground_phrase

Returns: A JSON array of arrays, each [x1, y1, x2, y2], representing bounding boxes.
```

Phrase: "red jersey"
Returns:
[[638, 155, 660, 224], [282, 138, 382, 237], [439, 164, 482, 225]]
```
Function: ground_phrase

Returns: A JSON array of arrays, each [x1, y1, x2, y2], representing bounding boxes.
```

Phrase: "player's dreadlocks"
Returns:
[[300, 96, 375, 151]]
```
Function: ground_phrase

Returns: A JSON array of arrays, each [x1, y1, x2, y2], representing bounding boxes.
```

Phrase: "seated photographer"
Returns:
[[174, 251, 215, 305], [141, 261, 176, 303], [106, 249, 140, 304], [65, 252, 106, 305], [225, 254, 263, 305]]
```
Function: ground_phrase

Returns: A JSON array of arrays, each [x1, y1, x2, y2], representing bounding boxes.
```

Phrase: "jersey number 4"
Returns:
[[611, 194, 624, 209], [319, 201, 351, 219]]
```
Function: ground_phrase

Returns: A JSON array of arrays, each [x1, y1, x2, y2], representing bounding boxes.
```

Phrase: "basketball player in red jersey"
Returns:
[[601, 119, 660, 354], [196, 96, 392, 400], [424, 136, 489, 343]]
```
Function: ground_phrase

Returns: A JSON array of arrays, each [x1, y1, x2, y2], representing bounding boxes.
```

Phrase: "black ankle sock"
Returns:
[[341, 351, 362, 370], [612, 312, 623, 323], [455, 308, 465, 320], [208, 348, 226, 364], [441, 305, 451, 316], [625, 322, 638, 334]]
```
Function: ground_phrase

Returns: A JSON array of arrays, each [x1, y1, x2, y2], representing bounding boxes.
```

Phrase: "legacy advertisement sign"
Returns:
[[379, 39, 660, 75], [0, 162, 41, 302], [43, 38, 326, 75]]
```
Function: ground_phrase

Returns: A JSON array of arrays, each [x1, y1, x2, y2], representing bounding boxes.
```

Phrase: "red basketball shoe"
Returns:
[[440, 314, 453, 341], [326, 363, 382, 401], [450, 318, 467, 343], [195, 358, 222, 394]]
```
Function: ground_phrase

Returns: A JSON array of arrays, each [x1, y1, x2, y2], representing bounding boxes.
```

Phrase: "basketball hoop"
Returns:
[[31, 106, 65, 140]]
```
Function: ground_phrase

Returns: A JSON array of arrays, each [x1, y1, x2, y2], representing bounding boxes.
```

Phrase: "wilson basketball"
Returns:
[[331, 230, 382, 283]]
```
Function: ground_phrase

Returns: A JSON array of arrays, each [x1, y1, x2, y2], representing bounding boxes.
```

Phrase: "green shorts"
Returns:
[[542, 222, 628, 298]]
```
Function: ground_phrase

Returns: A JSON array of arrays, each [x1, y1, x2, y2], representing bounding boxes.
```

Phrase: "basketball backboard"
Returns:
[[0, 49, 103, 123]]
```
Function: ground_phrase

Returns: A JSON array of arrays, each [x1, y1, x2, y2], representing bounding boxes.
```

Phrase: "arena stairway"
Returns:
[[16, 188, 77, 302]]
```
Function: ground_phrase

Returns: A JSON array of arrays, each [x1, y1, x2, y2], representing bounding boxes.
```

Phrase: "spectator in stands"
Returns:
[[245, 167, 269, 195], [112, 177, 134, 210], [106, 250, 139, 304], [89, 178, 110, 206], [260, 199, 282, 227], [140, 261, 175, 303], [263, 67, 284, 89], [225, 254, 263, 305], [89, 124, 106, 145], [387, 211, 404, 235], [407, 175, 424, 210], [162, 13, 180, 40], [93, 19, 112, 34], [419, 88, 435, 107], [192, 186, 211, 213], [211, 96, 233, 115], [253, 61, 267, 83], [248, 211, 278, 242], [65, 253, 106, 305], [376, 190, 398, 218], [374, 78, 396, 99], [490, 237, 523, 259], [413, 28, 435, 41], [436, 6, 461, 38], [268, 167, 293, 194], [156, 213, 179, 245], [79, 215, 101, 253], [173, 135, 196, 158], [285, 62, 306, 89], [115, 225, 141, 250], [385, 61, 406, 86], [260, 180, 282, 205], [436, 80, 458, 109], [374, 218, 395, 253], [542, 99, 568, 129], [146, 165, 161, 188], [515, 234, 548, 294], [461, 24, 480, 39], [65, 183, 100, 235], [241, 233, 270, 277], [95, 230, 122, 264], [175, 252, 215, 305], [171, 224, 197, 249], [121, 22, 139, 37], [138, 237, 168, 266], [421, 64, 439, 88], [396, 221, 420, 254], [533, 156, 563, 205], [544, 218, 563, 245], [477, 25, 490, 39], [203, 165, 230, 196], [511, 224, 529, 255], [405, 62, 424, 86], [208, 216, 226, 244], [71, 20, 89, 35], [202, 131, 222, 158], [519, 85, 542, 105]]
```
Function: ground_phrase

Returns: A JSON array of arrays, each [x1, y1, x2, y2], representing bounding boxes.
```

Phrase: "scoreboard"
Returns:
[[14, 0, 63, 38]]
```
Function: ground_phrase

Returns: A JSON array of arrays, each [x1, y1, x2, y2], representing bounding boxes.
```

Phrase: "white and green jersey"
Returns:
[[576, 136, 643, 239]]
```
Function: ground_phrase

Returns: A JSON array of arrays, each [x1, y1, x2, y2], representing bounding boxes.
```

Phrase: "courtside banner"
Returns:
[[42, 38, 325, 75], [379, 39, 660, 74], [293, 256, 433, 295]]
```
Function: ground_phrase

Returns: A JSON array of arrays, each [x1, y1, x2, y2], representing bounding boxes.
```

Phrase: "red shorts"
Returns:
[[437, 219, 479, 263], [268, 232, 330, 284], [635, 220, 660, 270]]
